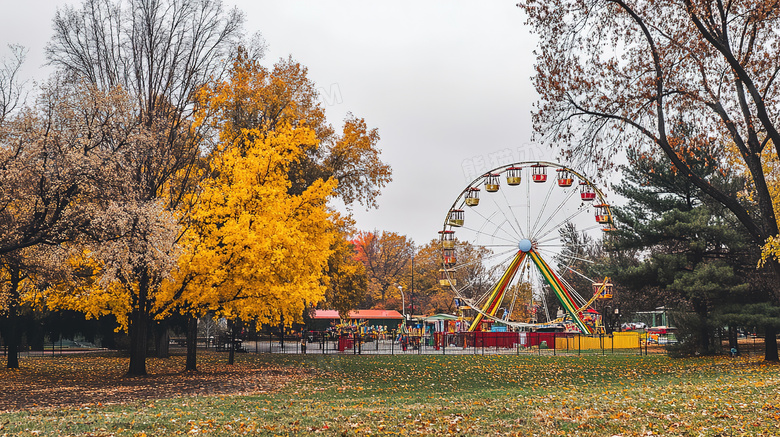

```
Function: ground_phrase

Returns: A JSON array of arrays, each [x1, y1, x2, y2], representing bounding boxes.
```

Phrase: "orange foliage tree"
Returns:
[[353, 231, 415, 309]]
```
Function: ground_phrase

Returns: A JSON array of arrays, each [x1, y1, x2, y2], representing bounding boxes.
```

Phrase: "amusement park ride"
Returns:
[[440, 162, 615, 335]]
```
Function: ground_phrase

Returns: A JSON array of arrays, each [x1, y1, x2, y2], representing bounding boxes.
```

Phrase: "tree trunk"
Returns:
[[279, 312, 285, 351], [154, 322, 170, 359], [5, 270, 21, 369], [765, 324, 779, 362], [227, 319, 235, 365], [186, 315, 198, 371], [127, 270, 150, 376], [728, 325, 738, 356], [691, 299, 712, 355], [766, 260, 780, 362], [5, 303, 19, 369]]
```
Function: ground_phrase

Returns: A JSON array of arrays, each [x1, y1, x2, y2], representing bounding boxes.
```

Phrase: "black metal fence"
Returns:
[[242, 331, 655, 356], [3, 330, 767, 358]]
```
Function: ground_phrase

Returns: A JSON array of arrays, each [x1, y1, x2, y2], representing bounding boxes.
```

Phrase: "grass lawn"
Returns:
[[1, 352, 779, 436]]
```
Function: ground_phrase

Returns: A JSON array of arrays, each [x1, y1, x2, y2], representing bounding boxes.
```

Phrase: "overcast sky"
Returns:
[[1, 1, 561, 247]]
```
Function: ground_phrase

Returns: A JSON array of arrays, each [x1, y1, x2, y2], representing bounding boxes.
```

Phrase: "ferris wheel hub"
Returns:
[[518, 239, 533, 253]]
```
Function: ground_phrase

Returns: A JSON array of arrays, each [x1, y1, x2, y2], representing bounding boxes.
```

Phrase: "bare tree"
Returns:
[[518, 0, 780, 361], [0, 45, 26, 125], [47, 0, 244, 375], [0, 78, 150, 368]]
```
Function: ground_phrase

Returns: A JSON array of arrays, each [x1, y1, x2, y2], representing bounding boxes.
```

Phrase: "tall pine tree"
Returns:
[[611, 147, 775, 356]]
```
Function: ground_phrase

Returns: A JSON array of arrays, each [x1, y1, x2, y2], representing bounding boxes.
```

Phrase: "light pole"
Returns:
[[396, 284, 406, 319], [410, 247, 415, 317]]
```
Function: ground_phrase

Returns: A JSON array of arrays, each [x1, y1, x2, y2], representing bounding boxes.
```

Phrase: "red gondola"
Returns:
[[594, 204, 611, 224], [580, 182, 596, 201], [531, 164, 547, 183], [443, 248, 456, 267], [556, 168, 574, 187]]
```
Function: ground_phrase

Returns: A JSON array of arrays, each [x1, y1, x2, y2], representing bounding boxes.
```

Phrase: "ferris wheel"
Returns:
[[440, 162, 615, 334]]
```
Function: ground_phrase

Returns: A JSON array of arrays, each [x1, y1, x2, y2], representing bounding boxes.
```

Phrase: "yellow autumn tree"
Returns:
[[759, 146, 780, 265], [165, 124, 336, 320], [158, 48, 388, 369]]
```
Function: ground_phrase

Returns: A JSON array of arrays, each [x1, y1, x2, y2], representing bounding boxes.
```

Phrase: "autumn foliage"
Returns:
[[0, 20, 390, 372]]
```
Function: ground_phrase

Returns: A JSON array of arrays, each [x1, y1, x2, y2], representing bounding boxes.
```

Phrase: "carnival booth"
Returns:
[[424, 314, 458, 349]]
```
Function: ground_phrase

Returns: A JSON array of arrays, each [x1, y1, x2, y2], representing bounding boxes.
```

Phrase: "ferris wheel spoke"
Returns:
[[560, 264, 597, 285], [531, 185, 580, 239], [534, 204, 590, 242], [457, 279, 489, 302], [467, 208, 522, 244], [536, 242, 593, 249], [448, 247, 518, 273], [529, 173, 558, 239], [498, 185, 527, 240], [535, 247, 595, 289], [556, 272, 587, 306], [457, 224, 520, 246], [577, 224, 606, 233], [488, 190, 523, 240], [449, 249, 517, 282], [540, 258, 589, 307], [540, 249, 596, 265]]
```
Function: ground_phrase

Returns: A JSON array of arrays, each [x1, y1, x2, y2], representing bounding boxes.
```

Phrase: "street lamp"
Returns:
[[395, 284, 406, 319]]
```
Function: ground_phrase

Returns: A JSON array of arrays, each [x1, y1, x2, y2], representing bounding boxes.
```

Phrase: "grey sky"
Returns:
[[1, 1, 550, 246]]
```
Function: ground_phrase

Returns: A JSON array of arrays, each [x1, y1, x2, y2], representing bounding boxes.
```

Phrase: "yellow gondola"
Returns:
[[506, 167, 522, 185], [439, 269, 457, 286], [484, 173, 500, 192], [447, 209, 464, 227], [439, 230, 455, 249], [465, 187, 480, 206], [592, 278, 613, 299]]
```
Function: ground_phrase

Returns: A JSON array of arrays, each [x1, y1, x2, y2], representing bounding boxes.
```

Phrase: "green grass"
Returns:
[[2, 353, 780, 436]]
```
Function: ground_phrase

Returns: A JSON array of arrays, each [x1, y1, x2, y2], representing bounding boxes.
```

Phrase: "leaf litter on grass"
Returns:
[[2, 353, 780, 436]]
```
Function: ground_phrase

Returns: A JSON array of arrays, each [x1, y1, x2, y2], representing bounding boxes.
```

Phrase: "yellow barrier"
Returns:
[[554, 332, 640, 350]]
